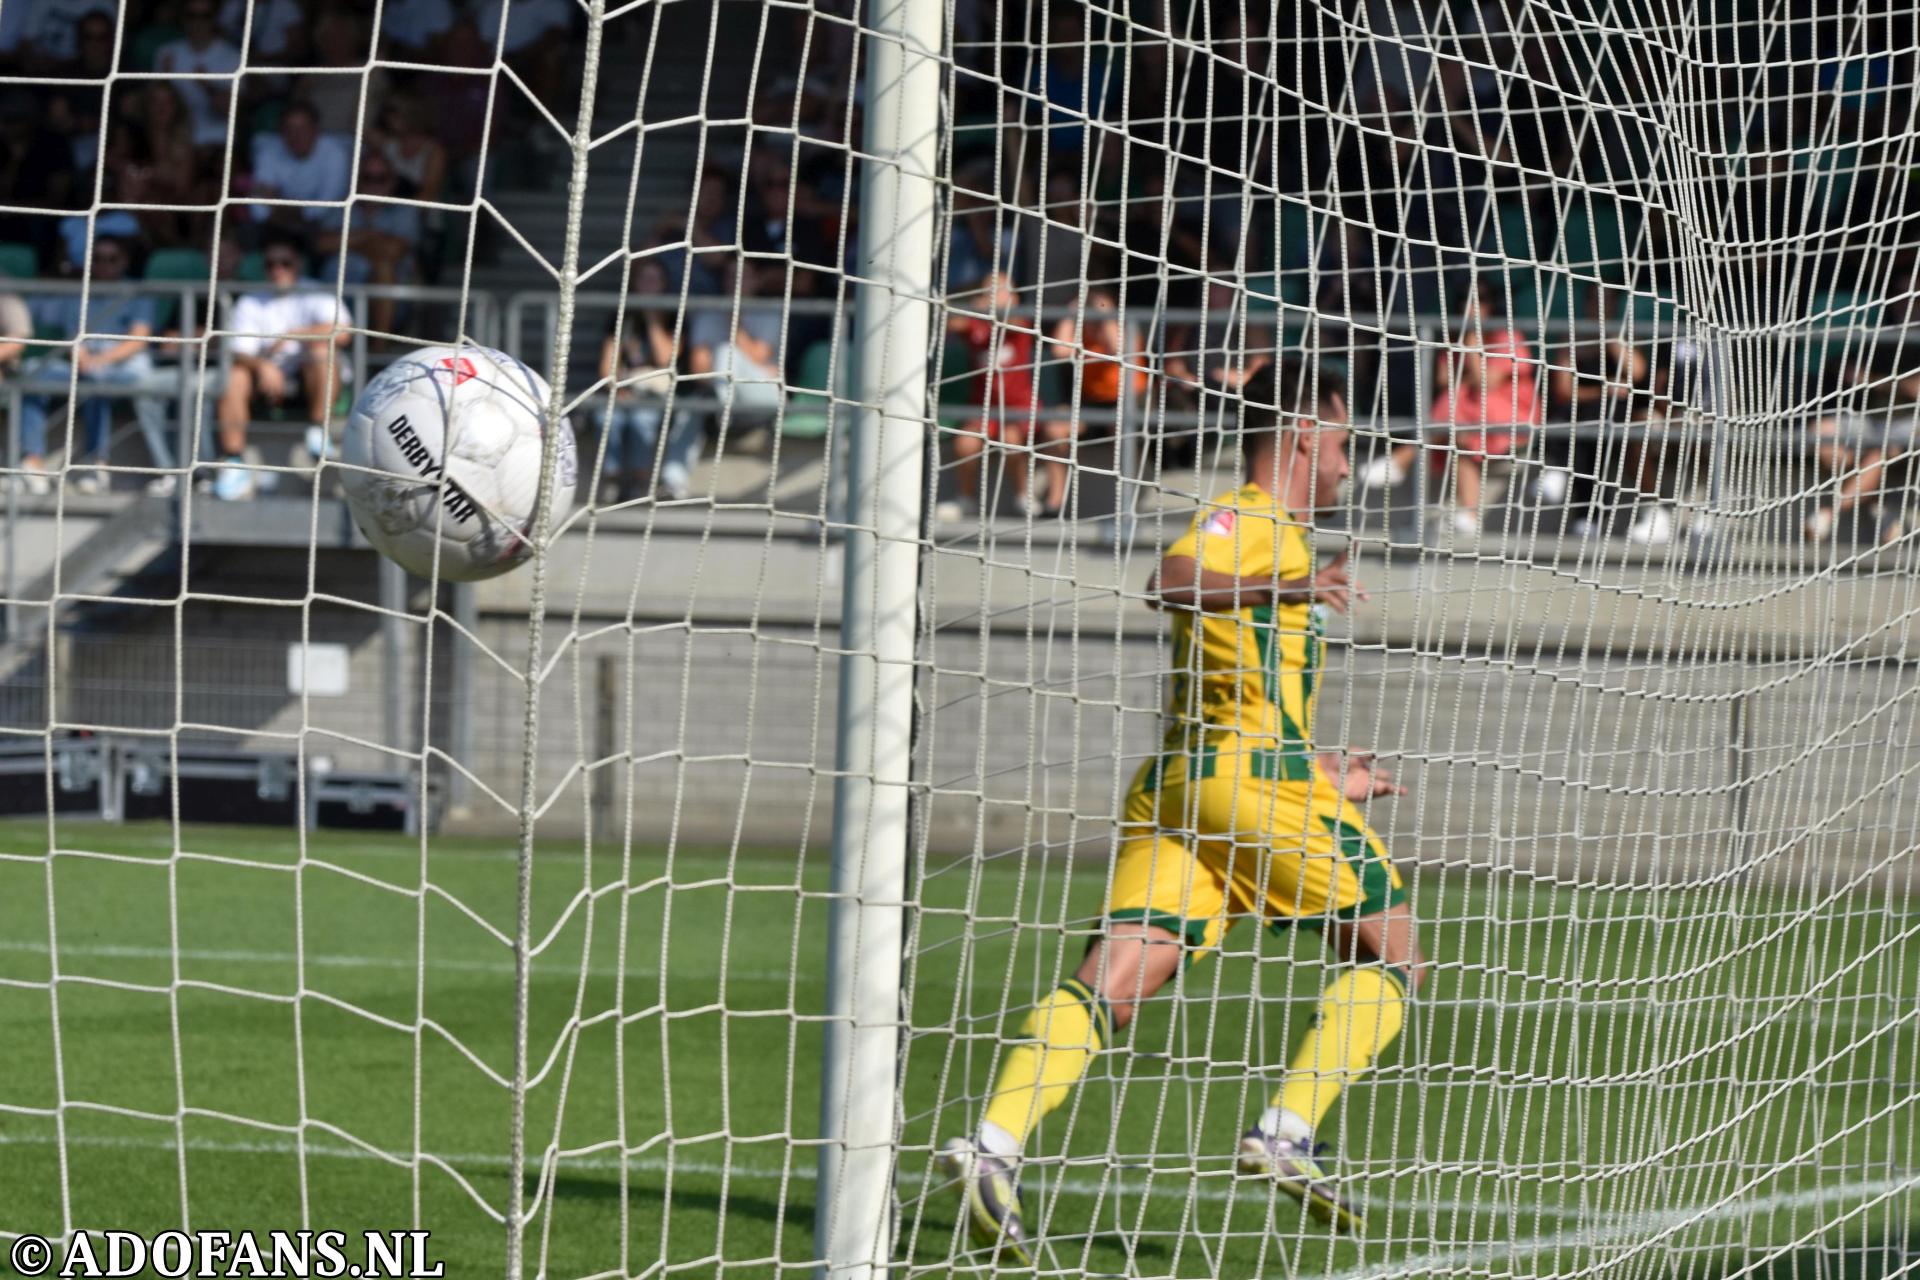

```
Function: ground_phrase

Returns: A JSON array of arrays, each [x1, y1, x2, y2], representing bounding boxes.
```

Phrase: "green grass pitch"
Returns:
[[1, 818, 1916, 1277]]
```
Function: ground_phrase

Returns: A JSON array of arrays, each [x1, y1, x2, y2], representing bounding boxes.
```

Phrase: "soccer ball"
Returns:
[[340, 344, 578, 582]]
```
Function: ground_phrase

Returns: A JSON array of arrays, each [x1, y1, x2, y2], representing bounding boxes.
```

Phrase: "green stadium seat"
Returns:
[[781, 340, 841, 440], [0, 242, 37, 280], [143, 247, 212, 332]]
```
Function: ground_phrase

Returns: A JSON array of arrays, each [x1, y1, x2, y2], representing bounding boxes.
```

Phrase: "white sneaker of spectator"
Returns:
[[1627, 505, 1674, 546], [305, 425, 331, 463], [1451, 509, 1479, 536], [146, 475, 179, 498], [213, 458, 256, 502], [15, 461, 50, 496], [1358, 456, 1406, 492], [71, 468, 105, 496], [1534, 467, 1571, 505], [1804, 506, 1836, 543], [936, 495, 979, 524]]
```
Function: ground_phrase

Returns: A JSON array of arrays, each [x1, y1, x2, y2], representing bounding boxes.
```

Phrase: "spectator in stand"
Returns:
[[313, 154, 421, 337], [417, 18, 497, 191], [0, 0, 113, 73], [0, 89, 82, 266], [946, 160, 1039, 292], [373, 93, 447, 278], [598, 258, 699, 502], [215, 231, 351, 500], [1024, 2, 1116, 157], [378, 93, 448, 207], [1164, 274, 1273, 393], [939, 270, 1047, 519], [1805, 351, 1918, 547], [103, 81, 201, 249], [249, 102, 351, 232], [687, 256, 786, 428], [472, 0, 575, 108], [17, 236, 172, 495], [1038, 285, 1143, 515], [226, 0, 308, 66], [1364, 277, 1539, 536], [0, 283, 32, 489], [1543, 284, 1655, 538], [298, 12, 386, 139], [44, 9, 117, 172], [377, 0, 457, 62], [154, 0, 241, 152]]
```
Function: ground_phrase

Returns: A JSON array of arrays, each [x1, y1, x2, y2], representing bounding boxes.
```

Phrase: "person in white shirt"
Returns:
[[152, 0, 241, 149], [249, 102, 351, 231], [216, 234, 352, 500], [471, 0, 573, 104], [1, 0, 114, 70]]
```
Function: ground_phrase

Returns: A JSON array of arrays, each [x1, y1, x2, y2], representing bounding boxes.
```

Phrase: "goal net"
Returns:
[[3, 0, 1919, 1277]]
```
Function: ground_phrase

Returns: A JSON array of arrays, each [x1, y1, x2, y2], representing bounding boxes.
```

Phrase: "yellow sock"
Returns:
[[980, 979, 1111, 1147], [1274, 968, 1408, 1131]]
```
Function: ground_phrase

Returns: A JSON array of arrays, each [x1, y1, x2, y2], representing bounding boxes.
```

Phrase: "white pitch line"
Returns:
[[0, 1130, 1604, 1224], [1323, 1173, 1920, 1280]]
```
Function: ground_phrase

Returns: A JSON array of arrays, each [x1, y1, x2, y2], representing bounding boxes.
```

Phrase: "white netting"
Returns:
[[0, 0, 1917, 1277]]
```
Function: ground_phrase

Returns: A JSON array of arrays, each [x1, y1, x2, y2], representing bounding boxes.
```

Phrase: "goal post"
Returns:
[[815, 0, 943, 1273]]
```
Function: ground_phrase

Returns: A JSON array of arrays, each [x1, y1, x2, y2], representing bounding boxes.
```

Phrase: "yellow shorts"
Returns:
[[1109, 739, 1407, 955]]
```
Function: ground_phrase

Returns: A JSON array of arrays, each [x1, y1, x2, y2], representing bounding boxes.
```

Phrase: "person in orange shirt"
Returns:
[[1037, 287, 1145, 516], [1362, 278, 1540, 535]]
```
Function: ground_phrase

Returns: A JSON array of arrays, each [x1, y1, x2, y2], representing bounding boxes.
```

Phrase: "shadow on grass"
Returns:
[[531, 1174, 1173, 1269], [535, 1171, 814, 1232]]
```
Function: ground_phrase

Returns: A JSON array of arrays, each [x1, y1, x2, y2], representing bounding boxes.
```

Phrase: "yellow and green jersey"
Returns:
[[1162, 483, 1322, 775]]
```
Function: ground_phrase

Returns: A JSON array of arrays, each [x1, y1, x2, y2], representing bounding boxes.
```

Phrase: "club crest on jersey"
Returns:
[[437, 356, 479, 385], [1202, 509, 1237, 536]]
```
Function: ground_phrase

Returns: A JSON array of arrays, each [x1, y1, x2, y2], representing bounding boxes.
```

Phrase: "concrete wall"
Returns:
[[9, 504, 1918, 895]]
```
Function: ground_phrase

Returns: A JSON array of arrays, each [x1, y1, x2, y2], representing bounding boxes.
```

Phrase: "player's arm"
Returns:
[[1148, 547, 1364, 614]]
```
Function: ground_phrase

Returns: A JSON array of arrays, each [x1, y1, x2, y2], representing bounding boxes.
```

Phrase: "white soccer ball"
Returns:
[[340, 344, 578, 582]]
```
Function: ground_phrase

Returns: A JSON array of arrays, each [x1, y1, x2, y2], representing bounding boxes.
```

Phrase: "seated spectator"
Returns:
[[1038, 286, 1143, 515], [17, 236, 172, 495], [1544, 285, 1658, 538], [249, 102, 351, 232], [227, 0, 308, 65], [0, 89, 82, 267], [472, 0, 575, 109], [1806, 352, 1917, 547], [103, 81, 202, 249], [687, 257, 785, 426], [1, 0, 114, 74], [44, 9, 117, 172], [298, 12, 385, 139], [597, 258, 698, 502], [153, 0, 241, 152], [215, 232, 351, 500], [939, 270, 1047, 519], [377, 0, 457, 61], [0, 283, 31, 488], [1161, 273, 1274, 462], [378, 93, 448, 208], [313, 154, 422, 337], [1369, 277, 1539, 535]]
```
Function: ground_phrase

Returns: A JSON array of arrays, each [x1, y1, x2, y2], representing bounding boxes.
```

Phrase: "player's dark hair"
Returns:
[[1239, 356, 1344, 436]]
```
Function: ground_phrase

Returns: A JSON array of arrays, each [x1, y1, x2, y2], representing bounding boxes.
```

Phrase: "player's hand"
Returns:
[[1321, 751, 1406, 802], [1311, 550, 1368, 614]]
